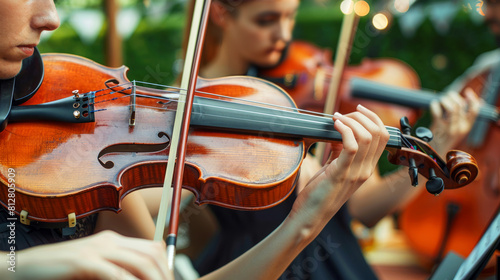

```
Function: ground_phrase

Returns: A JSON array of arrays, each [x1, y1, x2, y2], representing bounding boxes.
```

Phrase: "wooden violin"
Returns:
[[0, 53, 479, 224]]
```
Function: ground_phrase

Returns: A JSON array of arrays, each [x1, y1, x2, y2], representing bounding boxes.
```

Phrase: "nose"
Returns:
[[31, 0, 60, 32], [275, 19, 293, 43]]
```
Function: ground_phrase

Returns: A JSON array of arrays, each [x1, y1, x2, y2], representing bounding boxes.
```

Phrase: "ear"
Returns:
[[210, 2, 231, 28]]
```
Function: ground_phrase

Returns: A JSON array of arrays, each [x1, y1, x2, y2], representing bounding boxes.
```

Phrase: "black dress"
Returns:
[[193, 191, 378, 280], [0, 208, 97, 251]]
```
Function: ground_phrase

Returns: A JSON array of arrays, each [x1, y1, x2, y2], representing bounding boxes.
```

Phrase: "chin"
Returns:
[[0, 62, 22, 80]]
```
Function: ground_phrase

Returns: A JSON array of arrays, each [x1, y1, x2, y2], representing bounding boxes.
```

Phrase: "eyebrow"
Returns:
[[255, 11, 281, 17], [256, 8, 298, 18]]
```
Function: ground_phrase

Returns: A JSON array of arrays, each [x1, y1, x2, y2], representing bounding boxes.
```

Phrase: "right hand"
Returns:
[[13, 231, 172, 280]]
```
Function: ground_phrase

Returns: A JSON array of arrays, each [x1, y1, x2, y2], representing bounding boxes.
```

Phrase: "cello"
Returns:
[[349, 74, 500, 271], [400, 66, 500, 271]]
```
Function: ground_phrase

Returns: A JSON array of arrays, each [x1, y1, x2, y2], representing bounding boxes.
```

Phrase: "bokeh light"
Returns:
[[372, 13, 389, 30], [431, 54, 448, 70], [354, 1, 370, 17], [340, 0, 354, 15], [394, 0, 410, 13]]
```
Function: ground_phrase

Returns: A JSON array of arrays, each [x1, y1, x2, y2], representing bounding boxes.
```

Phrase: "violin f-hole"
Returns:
[[105, 79, 120, 89], [97, 132, 171, 169]]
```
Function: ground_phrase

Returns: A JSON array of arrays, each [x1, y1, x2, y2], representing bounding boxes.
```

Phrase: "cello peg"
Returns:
[[426, 168, 444, 196], [400, 116, 412, 135], [415, 127, 433, 142]]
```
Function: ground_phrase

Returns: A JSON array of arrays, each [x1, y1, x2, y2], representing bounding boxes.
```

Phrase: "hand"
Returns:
[[9, 231, 172, 280], [290, 105, 389, 229], [430, 88, 480, 157]]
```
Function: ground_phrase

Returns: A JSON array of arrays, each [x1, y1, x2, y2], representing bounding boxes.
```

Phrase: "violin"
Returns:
[[256, 41, 422, 128], [349, 75, 500, 271], [0, 53, 478, 225]]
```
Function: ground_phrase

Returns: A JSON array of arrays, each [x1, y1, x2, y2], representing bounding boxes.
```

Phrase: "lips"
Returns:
[[17, 44, 37, 57], [266, 47, 284, 54]]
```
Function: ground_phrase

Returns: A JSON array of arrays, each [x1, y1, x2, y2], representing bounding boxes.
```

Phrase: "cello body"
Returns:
[[399, 67, 500, 270]]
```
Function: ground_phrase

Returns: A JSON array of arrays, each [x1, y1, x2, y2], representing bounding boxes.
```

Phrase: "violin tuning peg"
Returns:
[[426, 168, 444, 196], [400, 117, 412, 135], [408, 158, 418, 186], [415, 127, 433, 142]]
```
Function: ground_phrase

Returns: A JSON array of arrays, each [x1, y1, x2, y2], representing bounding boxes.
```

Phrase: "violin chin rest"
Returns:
[[13, 47, 44, 105]]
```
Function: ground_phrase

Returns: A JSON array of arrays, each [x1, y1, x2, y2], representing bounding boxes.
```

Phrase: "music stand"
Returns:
[[429, 211, 500, 280]]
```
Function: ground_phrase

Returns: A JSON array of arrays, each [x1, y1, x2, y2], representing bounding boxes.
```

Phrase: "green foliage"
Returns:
[[39, 5, 496, 89]]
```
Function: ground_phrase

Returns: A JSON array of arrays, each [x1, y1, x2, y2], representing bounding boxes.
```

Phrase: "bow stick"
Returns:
[[316, 0, 360, 163], [153, 0, 211, 271]]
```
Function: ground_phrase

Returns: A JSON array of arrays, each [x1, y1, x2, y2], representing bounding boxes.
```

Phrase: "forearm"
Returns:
[[1, 251, 15, 280], [1, 247, 79, 280], [1, 231, 172, 280], [201, 176, 346, 280]]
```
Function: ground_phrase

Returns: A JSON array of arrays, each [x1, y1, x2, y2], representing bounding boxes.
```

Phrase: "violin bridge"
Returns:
[[129, 81, 136, 127]]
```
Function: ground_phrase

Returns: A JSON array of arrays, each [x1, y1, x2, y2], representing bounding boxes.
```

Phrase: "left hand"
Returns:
[[429, 88, 480, 157], [289, 105, 389, 229]]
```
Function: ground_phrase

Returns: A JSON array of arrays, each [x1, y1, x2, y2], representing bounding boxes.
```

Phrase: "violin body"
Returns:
[[258, 41, 421, 127], [0, 54, 304, 223], [399, 68, 500, 270]]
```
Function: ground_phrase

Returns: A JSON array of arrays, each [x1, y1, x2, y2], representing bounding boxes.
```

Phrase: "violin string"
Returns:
[[83, 81, 405, 146], [88, 87, 133, 102], [90, 97, 404, 145], [82, 83, 130, 98], [92, 103, 403, 147], [87, 81, 345, 120]]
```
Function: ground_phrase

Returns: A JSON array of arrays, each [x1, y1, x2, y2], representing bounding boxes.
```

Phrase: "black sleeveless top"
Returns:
[[193, 191, 378, 280]]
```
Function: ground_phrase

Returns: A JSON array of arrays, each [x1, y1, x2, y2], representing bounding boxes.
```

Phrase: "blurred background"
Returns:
[[40, 0, 495, 91]]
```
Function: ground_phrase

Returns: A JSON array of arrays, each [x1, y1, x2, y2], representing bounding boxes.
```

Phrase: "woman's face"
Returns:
[[0, 0, 59, 79], [485, 0, 500, 42], [223, 0, 299, 67]]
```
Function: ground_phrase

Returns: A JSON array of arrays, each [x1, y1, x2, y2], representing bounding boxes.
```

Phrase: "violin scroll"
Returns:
[[386, 117, 478, 194], [446, 150, 479, 188]]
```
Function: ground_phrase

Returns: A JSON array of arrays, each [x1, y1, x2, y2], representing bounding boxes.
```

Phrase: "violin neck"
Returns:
[[190, 96, 402, 148], [350, 78, 499, 122]]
